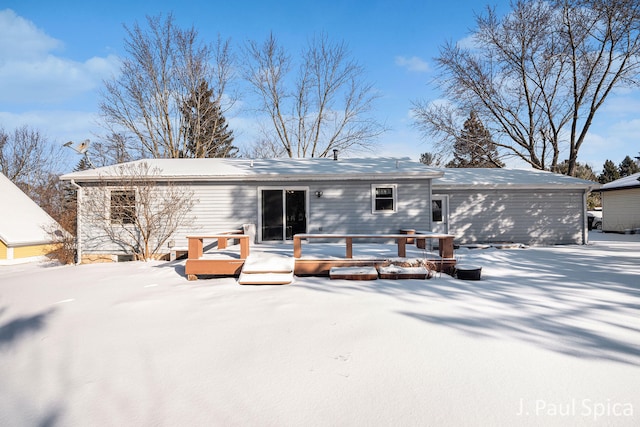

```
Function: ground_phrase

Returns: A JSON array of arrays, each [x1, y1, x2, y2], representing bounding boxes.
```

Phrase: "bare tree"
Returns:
[[81, 162, 196, 261], [90, 133, 135, 167], [413, 0, 640, 176], [243, 32, 386, 158], [0, 125, 64, 193], [241, 137, 288, 159], [99, 14, 236, 159]]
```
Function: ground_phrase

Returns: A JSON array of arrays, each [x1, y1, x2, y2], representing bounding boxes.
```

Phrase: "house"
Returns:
[[599, 172, 640, 233], [60, 158, 596, 263], [60, 157, 443, 262], [431, 168, 597, 245], [0, 172, 62, 264]]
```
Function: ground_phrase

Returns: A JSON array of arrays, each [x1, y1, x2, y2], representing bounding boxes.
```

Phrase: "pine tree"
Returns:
[[598, 159, 620, 184], [181, 80, 237, 158], [419, 152, 438, 166], [446, 111, 504, 168], [556, 160, 597, 181], [618, 155, 640, 177]]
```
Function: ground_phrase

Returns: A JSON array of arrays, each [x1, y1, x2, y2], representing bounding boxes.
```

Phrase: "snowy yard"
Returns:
[[1, 232, 638, 426]]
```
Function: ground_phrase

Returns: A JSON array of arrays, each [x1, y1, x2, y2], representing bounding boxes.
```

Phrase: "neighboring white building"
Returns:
[[0, 172, 62, 264], [60, 159, 597, 262], [599, 172, 640, 233]]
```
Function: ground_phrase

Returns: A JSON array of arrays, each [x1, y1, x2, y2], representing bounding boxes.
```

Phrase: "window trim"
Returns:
[[371, 184, 397, 213]]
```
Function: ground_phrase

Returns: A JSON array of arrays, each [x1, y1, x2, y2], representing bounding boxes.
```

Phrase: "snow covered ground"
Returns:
[[1, 232, 638, 426]]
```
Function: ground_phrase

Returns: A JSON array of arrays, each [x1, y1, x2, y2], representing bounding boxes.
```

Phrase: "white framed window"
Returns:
[[371, 184, 397, 213]]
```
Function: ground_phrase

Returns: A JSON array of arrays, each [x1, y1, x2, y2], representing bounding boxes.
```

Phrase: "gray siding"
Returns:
[[79, 178, 433, 255], [439, 189, 586, 245], [306, 179, 431, 237]]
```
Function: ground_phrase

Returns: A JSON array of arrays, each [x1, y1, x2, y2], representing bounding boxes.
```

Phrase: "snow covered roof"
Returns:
[[0, 172, 62, 246], [60, 158, 444, 182], [599, 172, 640, 191], [60, 159, 599, 190], [432, 167, 597, 190]]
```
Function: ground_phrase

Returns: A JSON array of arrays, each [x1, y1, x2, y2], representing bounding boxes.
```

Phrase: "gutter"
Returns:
[[60, 171, 445, 183], [70, 179, 83, 265]]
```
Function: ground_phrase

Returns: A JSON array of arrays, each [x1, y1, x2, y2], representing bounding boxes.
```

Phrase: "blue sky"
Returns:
[[1, 0, 638, 173]]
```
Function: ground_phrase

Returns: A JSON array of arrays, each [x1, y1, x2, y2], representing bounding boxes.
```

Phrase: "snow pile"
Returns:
[[0, 232, 638, 426]]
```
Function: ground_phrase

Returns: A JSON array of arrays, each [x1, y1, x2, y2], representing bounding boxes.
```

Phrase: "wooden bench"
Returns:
[[185, 234, 250, 280], [293, 233, 455, 260]]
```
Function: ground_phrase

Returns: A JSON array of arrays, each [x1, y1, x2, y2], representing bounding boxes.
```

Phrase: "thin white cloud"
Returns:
[[0, 9, 120, 105], [395, 56, 430, 73], [0, 9, 61, 60], [456, 33, 479, 50]]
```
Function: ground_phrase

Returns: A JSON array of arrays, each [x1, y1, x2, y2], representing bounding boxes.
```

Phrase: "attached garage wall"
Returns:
[[436, 188, 586, 245], [0, 240, 7, 259], [602, 188, 640, 233]]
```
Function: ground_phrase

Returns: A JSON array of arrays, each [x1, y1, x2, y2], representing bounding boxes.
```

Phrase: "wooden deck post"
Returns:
[[293, 236, 302, 258], [439, 236, 454, 259], [397, 237, 406, 257], [218, 236, 228, 249], [240, 236, 249, 258], [346, 237, 353, 258], [188, 237, 203, 259]]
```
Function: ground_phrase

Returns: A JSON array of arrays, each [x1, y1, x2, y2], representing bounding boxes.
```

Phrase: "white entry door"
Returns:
[[431, 195, 449, 234]]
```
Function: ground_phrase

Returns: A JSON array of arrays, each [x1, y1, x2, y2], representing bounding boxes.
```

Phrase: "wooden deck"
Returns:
[[184, 234, 250, 280], [184, 232, 457, 279]]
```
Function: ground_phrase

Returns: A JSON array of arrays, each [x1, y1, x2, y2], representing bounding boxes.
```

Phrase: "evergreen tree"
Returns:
[[618, 155, 640, 177], [445, 111, 504, 168], [74, 157, 92, 172], [556, 160, 597, 181], [598, 159, 620, 184], [419, 152, 438, 166], [181, 80, 237, 158]]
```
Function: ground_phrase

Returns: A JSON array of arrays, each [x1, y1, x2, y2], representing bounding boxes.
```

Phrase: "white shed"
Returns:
[[600, 172, 640, 233]]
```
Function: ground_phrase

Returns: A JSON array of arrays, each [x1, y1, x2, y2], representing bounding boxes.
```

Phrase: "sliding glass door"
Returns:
[[260, 188, 307, 241]]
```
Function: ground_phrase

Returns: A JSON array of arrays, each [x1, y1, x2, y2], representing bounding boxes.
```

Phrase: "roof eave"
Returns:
[[61, 171, 444, 183], [600, 184, 640, 192], [432, 183, 594, 190]]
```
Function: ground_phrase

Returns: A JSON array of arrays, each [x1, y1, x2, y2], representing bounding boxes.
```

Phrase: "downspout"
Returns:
[[582, 189, 588, 245], [582, 183, 598, 245], [70, 179, 83, 264]]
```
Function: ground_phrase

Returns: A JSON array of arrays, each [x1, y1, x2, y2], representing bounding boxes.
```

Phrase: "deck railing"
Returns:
[[292, 233, 455, 260]]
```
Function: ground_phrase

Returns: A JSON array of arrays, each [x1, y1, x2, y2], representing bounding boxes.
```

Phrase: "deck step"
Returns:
[[238, 271, 294, 285], [329, 266, 378, 280], [241, 253, 295, 273], [238, 253, 294, 285], [378, 265, 429, 280]]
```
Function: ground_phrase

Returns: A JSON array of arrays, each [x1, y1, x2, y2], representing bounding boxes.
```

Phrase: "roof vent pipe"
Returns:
[[333, 149, 338, 161]]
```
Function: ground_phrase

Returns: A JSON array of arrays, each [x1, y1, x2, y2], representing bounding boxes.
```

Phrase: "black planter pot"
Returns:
[[455, 265, 482, 280]]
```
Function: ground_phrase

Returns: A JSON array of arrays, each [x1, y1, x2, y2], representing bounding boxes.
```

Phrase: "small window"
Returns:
[[372, 185, 397, 213], [111, 190, 136, 224], [432, 199, 443, 222]]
